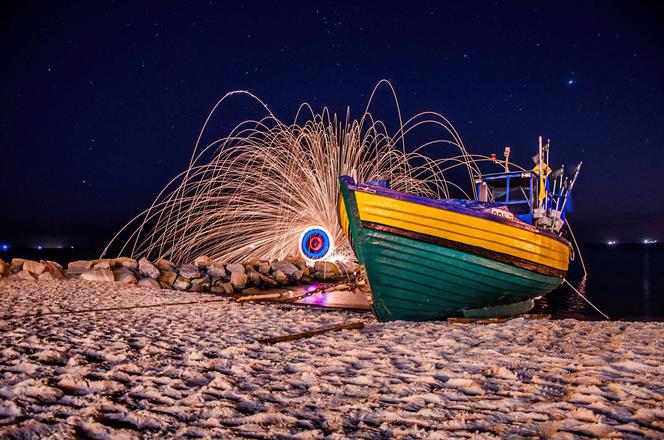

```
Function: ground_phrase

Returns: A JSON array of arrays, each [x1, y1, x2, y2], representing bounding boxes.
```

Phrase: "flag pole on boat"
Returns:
[[560, 162, 582, 214], [504, 146, 510, 172]]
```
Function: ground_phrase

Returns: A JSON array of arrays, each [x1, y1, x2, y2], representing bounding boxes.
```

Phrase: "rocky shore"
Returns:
[[0, 280, 662, 438], [0, 255, 356, 295]]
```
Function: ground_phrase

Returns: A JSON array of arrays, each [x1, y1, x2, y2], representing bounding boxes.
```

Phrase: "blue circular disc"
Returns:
[[300, 227, 332, 260]]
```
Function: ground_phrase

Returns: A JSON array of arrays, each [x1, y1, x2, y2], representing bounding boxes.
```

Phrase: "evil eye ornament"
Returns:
[[299, 226, 333, 261]]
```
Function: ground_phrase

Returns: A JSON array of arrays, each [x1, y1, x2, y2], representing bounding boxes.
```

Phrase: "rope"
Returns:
[[566, 220, 587, 277], [563, 278, 610, 320], [0, 298, 229, 321]]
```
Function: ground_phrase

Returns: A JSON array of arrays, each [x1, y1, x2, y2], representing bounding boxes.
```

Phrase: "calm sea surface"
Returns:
[[2, 244, 662, 322], [532, 244, 663, 321]]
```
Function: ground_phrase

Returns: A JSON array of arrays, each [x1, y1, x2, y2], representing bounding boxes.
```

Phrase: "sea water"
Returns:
[[534, 243, 663, 321]]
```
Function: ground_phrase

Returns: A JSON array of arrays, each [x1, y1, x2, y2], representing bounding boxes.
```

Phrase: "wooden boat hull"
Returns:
[[338, 177, 571, 322]]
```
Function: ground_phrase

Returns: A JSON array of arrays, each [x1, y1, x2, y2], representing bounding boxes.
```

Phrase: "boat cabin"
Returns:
[[475, 172, 536, 224]]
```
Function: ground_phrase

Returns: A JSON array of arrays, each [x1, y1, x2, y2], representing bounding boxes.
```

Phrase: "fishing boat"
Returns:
[[337, 140, 580, 321]]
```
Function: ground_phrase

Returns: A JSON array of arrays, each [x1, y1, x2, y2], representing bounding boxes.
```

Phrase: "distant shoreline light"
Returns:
[[643, 239, 658, 245]]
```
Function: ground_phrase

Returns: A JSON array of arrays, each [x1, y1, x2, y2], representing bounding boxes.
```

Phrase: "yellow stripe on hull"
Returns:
[[354, 191, 570, 271], [337, 197, 350, 238]]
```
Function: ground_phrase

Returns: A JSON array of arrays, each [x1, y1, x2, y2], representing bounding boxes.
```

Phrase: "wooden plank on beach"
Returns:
[[447, 317, 512, 324], [522, 313, 551, 320], [236, 290, 296, 302], [448, 314, 551, 324], [259, 322, 364, 344]]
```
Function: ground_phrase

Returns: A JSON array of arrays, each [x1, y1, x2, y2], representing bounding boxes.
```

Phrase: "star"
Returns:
[[567, 78, 575, 86]]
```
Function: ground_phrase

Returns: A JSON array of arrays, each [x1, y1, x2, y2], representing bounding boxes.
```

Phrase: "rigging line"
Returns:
[[566, 220, 587, 277], [563, 278, 610, 320], [0, 298, 230, 321]]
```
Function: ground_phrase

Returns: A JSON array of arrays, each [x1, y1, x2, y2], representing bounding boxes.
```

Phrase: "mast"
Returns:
[[537, 136, 544, 214]]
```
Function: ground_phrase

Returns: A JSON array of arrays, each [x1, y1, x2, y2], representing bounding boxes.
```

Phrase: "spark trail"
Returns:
[[103, 81, 507, 264]]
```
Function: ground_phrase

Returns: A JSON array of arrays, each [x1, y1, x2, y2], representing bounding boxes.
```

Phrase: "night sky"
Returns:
[[1, 1, 663, 248]]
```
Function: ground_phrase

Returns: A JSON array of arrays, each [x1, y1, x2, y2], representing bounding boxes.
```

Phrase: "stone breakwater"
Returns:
[[0, 280, 663, 438], [0, 255, 354, 295]]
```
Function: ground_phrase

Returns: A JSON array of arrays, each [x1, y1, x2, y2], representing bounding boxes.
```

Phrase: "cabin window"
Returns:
[[478, 173, 536, 223]]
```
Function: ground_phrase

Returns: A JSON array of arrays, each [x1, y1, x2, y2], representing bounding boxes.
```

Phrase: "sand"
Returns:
[[0, 279, 662, 439]]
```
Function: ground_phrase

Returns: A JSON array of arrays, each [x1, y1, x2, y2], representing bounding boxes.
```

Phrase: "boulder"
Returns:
[[193, 256, 213, 269], [173, 275, 191, 291], [259, 274, 279, 289], [226, 263, 245, 275], [190, 276, 210, 292], [11, 258, 27, 266], [230, 271, 248, 290], [159, 271, 177, 289], [67, 260, 92, 275], [93, 261, 111, 270], [211, 280, 234, 295], [257, 261, 271, 274], [9, 262, 23, 274], [157, 259, 176, 272], [42, 262, 65, 279], [271, 260, 299, 276], [44, 260, 63, 271], [114, 267, 137, 284], [337, 260, 359, 274], [114, 257, 138, 270], [207, 261, 227, 278], [245, 255, 262, 268], [246, 268, 261, 287], [117, 273, 138, 284], [273, 270, 289, 285], [138, 277, 160, 289], [178, 263, 200, 279], [18, 270, 35, 280], [293, 269, 304, 282], [138, 258, 160, 279], [80, 268, 114, 283], [0, 258, 6, 276], [23, 260, 46, 275], [287, 255, 308, 271], [314, 261, 340, 275], [38, 271, 57, 281], [210, 279, 224, 293]]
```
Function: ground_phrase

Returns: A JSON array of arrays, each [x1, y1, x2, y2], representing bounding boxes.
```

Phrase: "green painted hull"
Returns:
[[361, 228, 562, 321], [339, 179, 564, 322]]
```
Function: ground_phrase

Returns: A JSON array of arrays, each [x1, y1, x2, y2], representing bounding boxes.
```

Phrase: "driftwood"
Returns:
[[259, 321, 364, 344]]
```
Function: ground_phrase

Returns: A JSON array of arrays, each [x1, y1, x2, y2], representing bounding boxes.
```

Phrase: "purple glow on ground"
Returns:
[[304, 283, 320, 292]]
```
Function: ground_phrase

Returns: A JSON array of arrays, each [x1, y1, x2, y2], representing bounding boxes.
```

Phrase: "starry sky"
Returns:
[[1, 1, 662, 247]]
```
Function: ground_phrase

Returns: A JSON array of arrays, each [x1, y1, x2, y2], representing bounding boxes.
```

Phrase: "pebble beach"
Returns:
[[1, 279, 663, 439]]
